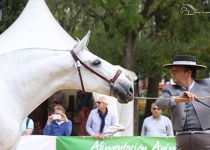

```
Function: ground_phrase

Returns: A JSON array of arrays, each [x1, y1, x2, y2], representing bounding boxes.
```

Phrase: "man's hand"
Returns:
[[22, 129, 33, 136], [47, 115, 54, 125], [175, 91, 197, 103], [60, 112, 68, 122], [94, 133, 105, 140]]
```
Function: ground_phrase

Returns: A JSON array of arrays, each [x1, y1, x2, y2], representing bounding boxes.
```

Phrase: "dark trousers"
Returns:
[[176, 133, 210, 150]]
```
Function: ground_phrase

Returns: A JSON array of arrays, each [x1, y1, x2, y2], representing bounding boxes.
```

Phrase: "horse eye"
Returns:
[[92, 59, 101, 66]]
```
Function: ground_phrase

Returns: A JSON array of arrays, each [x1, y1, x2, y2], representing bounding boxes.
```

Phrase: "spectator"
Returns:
[[141, 103, 174, 136], [43, 105, 72, 136], [47, 100, 61, 116], [21, 116, 34, 135], [86, 96, 117, 140]]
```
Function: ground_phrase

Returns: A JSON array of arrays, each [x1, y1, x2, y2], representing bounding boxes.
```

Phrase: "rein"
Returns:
[[70, 50, 122, 93]]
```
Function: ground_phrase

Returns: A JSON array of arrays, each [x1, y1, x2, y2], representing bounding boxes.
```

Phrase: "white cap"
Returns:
[[93, 93, 109, 105], [97, 96, 108, 104]]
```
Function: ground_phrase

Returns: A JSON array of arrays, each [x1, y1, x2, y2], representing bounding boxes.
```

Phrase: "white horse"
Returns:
[[0, 32, 133, 150]]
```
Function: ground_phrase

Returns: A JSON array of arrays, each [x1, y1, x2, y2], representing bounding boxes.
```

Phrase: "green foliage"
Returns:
[[2, 0, 210, 134], [89, 29, 124, 65], [134, 0, 210, 80], [1, 0, 210, 87], [135, 37, 175, 79], [0, 0, 27, 33]]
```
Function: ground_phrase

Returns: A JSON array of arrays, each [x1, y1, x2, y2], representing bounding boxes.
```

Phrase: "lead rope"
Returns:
[[133, 96, 210, 108], [133, 96, 210, 100]]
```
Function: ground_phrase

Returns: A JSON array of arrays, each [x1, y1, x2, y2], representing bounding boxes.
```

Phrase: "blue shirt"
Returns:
[[86, 108, 117, 135], [43, 120, 72, 136]]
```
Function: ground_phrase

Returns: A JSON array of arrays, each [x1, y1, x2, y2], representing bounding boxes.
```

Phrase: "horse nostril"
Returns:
[[128, 86, 133, 95]]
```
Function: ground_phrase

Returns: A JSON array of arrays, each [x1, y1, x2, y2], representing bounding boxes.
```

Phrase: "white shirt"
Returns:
[[21, 117, 34, 134], [141, 115, 174, 136]]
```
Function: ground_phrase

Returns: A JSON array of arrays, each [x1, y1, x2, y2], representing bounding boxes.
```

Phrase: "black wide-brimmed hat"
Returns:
[[163, 55, 206, 69]]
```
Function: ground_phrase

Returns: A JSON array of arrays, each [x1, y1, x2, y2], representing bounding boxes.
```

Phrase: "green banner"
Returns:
[[57, 136, 176, 150]]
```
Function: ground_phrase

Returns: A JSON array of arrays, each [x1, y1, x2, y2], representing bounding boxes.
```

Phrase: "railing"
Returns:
[[17, 135, 176, 150]]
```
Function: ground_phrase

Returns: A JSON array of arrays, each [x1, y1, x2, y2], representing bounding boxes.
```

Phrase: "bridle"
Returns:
[[70, 49, 122, 93]]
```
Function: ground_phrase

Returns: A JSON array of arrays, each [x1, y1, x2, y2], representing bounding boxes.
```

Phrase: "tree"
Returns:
[[0, 0, 27, 33], [46, 0, 210, 134], [2, 0, 210, 135]]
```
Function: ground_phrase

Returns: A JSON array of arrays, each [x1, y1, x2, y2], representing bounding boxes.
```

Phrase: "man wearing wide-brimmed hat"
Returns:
[[156, 55, 210, 150]]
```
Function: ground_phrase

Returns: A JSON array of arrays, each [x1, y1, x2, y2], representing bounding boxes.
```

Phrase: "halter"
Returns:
[[70, 50, 122, 93]]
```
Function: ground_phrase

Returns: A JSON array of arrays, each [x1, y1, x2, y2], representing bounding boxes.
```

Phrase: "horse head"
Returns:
[[71, 31, 133, 103], [0, 31, 133, 150]]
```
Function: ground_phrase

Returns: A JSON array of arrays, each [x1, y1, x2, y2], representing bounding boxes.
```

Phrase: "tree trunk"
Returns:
[[133, 78, 140, 135], [123, 30, 138, 135], [144, 76, 160, 118], [124, 30, 137, 70]]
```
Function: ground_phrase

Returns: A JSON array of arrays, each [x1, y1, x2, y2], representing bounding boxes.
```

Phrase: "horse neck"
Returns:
[[0, 49, 76, 118]]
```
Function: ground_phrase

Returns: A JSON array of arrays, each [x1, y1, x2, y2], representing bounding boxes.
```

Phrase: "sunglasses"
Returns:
[[152, 108, 160, 111], [96, 101, 101, 104]]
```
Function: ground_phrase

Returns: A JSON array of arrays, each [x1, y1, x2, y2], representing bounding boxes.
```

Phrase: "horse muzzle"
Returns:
[[111, 82, 134, 103]]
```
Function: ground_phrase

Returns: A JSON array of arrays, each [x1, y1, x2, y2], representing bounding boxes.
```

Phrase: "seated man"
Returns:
[[86, 96, 117, 140], [21, 116, 34, 135], [43, 105, 72, 136]]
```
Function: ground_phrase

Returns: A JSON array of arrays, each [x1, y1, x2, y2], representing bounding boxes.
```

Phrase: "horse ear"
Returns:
[[76, 37, 80, 42], [82, 30, 90, 48], [74, 30, 91, 52]]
